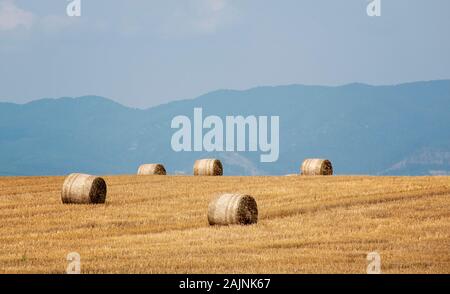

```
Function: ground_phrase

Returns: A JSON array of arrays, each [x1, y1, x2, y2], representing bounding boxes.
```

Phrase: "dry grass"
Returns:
[[0, 175, 449, 273]]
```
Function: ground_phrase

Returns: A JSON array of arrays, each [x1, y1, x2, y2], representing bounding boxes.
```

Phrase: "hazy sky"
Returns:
[[1, 0, 449, 108]]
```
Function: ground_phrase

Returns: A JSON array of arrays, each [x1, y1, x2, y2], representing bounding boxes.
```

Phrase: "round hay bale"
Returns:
[[301, 158, 333, 175], [208, 193, 258, 226], [137, 163, 166, 175], [61, 173, 107, 204], [193, 158, 223, 176]]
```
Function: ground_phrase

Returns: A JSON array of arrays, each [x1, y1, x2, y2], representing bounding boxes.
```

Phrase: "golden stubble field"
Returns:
[[0, 175, 449, 273]]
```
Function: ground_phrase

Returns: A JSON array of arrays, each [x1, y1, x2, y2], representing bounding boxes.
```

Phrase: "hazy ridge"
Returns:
[[1, 80, 450, 176]]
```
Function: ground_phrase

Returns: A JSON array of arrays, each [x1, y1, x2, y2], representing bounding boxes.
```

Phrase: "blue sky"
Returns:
[[1, 0, 449, 108]]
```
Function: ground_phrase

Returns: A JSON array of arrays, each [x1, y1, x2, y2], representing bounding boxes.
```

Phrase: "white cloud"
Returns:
[[40, 15, 80, 33], [0, 0, 238, 37], [209, 0, 227, 13], [160, 0, 238, 37], [0, 0, 34, 31]]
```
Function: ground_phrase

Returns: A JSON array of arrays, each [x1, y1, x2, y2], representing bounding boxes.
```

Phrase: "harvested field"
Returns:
[[0, 175, 449, 273]]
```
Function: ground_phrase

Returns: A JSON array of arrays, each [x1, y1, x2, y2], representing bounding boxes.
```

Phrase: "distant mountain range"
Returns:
[[1, 80, 450, 176]]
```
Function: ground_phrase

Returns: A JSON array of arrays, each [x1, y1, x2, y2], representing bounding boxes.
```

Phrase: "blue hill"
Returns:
[[1, 80, 450, 176]]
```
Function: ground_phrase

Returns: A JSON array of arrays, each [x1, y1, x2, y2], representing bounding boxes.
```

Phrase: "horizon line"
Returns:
[[1, 78, 449, 110]]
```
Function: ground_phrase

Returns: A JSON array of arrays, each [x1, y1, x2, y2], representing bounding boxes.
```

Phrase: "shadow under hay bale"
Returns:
[[301, 158, 333, 176], [208, 193, 258, 226], [61, 173, 107, 204], [137, 164, 166, 175], [193, 158, 223, 176]]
